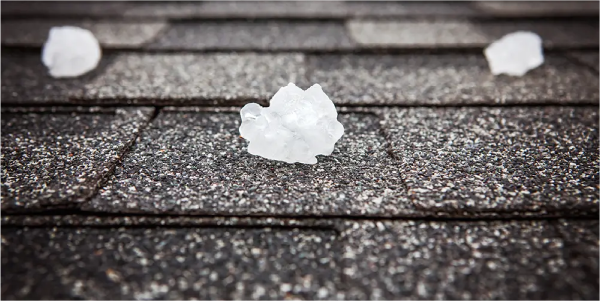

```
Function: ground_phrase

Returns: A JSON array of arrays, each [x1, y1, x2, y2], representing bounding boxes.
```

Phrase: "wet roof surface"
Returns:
[[1, 1, 599, 299]]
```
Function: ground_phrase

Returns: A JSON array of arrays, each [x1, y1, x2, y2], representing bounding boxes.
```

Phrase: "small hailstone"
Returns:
[[42, 26, 101, 78], [484, 31, 544, 77], [239, 83, 344, 164]]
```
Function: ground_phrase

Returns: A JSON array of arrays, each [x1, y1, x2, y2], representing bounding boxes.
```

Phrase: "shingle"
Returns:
[[473, 1, 600, 17], [1, 227, 341, 300], [199, 1, 345, 18], [306, 54, 599, 105], [348, 20, 489, 47], [567, 51, 600, 72], [1, 107, 154, 211], [380, 106, 599, 217], [124, 1, 476, 19], [340, 219, 599, 299], [347, 20, 599, 48], [123, 1, 206, 18], [1, 52, 115, 104], [554, 218, 600, 297], [84, 111, 410, 217], [346, 1, 478, 17], [1, 1, 129, 18], [81, 53, 306, 105], [1, 20, 167, 48], [0, 51, 124, 105], [148, 21, 355, 51]]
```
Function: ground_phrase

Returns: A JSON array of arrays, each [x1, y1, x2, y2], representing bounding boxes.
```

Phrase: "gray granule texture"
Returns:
[[1, 53, 85, 104], [148, 21, 355, 51], [1, 107, 154, 211], [306, 54, 599, 105], [339, 220, 599, 300], [85, 111, 410, 216], [347, 20, 598, 48], [81, 53, 307, 105], [1, 52, 117, 105], [379, 106, 599, 217], [1, 227, 341, 300]]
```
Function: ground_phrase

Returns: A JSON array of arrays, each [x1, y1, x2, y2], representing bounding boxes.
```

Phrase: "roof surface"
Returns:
[[1, 1, 599, 299]]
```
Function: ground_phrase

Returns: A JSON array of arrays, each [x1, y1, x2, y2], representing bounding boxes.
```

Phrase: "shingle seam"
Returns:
[[72, 107, 158, 210]]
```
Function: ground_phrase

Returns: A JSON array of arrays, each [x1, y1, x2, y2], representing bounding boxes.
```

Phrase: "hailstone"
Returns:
[[239, 83, 344, 164], [42, 26, 101, 78], [484, 31, 544, 77]]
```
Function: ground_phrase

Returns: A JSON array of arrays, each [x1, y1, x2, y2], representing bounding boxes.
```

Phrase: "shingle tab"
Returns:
[[1, 1, 129, 18], [380, 106, 599, 217], [149, 21, 355, 51], [84, 111, 410, 217], [81, 53, 306, 105], [347, 1, 478, 17], [341, 220, 599, 299], [1, 227, 341, 300], [1, 107, 154, 211], [473, 1, 600, 17], [347, 20, 599, 48], [123, 1, 205, 18], [198, 0, 346, 18], [306, 54, 599, 105], [1, 20, 167, 48], [2, 53, 82, 104]]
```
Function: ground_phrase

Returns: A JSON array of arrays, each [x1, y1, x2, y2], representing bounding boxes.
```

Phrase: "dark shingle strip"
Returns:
[[472, 1, 600, 17], [6, 1, 593, 19], [4, 19, 596, 51], [1, 1, 129, 18]]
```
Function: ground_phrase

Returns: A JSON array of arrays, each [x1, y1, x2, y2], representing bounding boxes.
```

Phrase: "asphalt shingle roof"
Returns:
[[1, 1, 598, 299]]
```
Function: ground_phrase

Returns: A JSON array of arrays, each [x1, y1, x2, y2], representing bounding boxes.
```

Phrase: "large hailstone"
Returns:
[[484, 31, 544, 77], [42, 26, 101, 78], [239, 83, 345, 164]]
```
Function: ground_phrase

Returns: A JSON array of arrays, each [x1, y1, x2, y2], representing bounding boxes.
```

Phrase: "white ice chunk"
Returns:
[[484, 31, 544, 77], [42, 26, 101, 78], [239, 83, 344, 164]]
